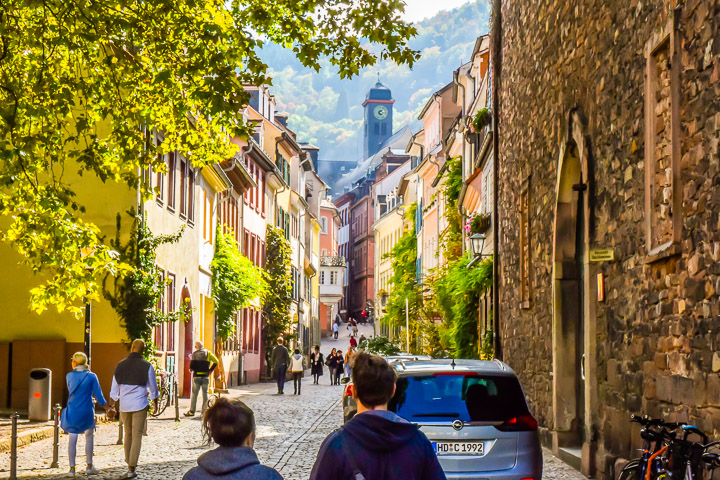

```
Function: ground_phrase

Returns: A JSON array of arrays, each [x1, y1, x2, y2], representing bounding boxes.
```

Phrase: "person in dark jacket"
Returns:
[[310, 352, 446, 480], [183, 398, 282, 480], [325, 348, 337, 386], [270, 337, 290, 394], [334, 350, 344, 385], [310, 346, 324, 384]]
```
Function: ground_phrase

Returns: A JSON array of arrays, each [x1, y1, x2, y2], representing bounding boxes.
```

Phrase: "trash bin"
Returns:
[[28, 368, 52, 421]]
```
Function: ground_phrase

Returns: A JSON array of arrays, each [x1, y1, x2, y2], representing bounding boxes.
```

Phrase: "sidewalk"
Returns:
[[0, 417, 54, 453]]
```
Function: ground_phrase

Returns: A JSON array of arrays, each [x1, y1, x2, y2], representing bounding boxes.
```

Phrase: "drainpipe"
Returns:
[[428, 96, 443, 270], [491, 0, 502, 361], [454, 70, 467, 117]]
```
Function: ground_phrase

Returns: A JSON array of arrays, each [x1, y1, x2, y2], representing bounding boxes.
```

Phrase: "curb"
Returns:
[[0, 425, 54, 453]]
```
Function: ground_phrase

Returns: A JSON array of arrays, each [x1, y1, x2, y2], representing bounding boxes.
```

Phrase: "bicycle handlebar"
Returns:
[[630, 414, 686, 430]]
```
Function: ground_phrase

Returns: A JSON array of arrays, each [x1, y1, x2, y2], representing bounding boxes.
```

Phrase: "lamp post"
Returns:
[[468, 233, 491, 267]]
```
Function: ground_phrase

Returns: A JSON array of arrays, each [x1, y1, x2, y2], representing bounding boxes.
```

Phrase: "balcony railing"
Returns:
[[320, 255, 346, 267]]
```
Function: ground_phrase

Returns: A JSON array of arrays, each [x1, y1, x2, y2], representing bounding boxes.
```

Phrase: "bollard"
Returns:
[[174, 379, 180, 422], [10, 411, 18, 480], [50, 404, 61, 468]]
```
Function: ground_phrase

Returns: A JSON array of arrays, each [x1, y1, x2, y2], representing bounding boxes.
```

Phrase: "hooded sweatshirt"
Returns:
[[183, 446, 282, 480], [310, 410, 447, 480], [290, 353, 304, 373]]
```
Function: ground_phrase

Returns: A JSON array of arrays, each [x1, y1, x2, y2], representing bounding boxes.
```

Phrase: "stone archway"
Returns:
[[180, 281, 194, 398], [552, 110, 596, 473]]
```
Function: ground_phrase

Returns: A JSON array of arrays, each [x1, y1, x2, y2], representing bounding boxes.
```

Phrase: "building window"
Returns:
[[167, 151, 176, 211], [320, 216, 328, 234], [187, 167, 195, 225], [330, 271, 337, 285], [519, 177, 531, 308], [166, 273, 176, 352], [320, 271, 325, 284], [156, 153, 165, 204], [179, 156, 188, 218], [321, 248, 327, 256], [645, 18, 681, 258]]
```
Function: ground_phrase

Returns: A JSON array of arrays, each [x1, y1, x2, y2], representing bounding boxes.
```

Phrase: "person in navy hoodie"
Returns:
[[184, 398, 282, 480], [61, 352, 114, 477], [310, 352, 446, 480]]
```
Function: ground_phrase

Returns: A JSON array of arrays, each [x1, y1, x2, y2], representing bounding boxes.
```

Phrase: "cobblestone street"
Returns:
[[0, 327, 587, 479]]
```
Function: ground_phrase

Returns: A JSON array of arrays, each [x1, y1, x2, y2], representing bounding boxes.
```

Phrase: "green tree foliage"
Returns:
[[359, 335, 401, 356], [383, 203, 423, 352], [262, 225, 293, 358], [211, 226, 267, 341], [103, 212, 184, 347], [433, 255, 492, 358], [0, 0, 419, 317], [438, 156, 463, 262]]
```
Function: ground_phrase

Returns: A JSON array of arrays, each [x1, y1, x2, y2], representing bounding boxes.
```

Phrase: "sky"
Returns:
[[401, 0, 473, 23]]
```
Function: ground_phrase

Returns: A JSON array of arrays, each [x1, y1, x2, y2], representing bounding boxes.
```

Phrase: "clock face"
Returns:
[[373, 105, 389, 120]]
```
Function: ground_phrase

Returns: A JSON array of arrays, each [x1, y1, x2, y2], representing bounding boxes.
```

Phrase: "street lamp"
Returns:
[[468, 233, 491, 268]]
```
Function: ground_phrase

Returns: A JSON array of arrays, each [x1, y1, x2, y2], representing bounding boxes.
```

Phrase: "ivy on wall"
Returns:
[[104, 211, 184, 353], [262, 225, 293, 361], [211, 225, 267, 341]]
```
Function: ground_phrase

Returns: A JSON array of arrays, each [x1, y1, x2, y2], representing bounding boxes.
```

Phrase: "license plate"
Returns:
[[433, 442, 485, 456]]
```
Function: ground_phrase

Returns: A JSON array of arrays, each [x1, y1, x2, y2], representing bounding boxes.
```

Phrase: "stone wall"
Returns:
[[496, 0, 720, 477]]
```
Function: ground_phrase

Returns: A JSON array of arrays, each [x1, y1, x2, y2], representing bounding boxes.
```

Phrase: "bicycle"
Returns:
[[149, 371, 174, 417], [619, 415, 720, 480], [618, 415, 683, 480]]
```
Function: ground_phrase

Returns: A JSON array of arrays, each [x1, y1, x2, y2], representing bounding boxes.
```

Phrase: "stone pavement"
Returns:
[[0, 323, 587, 479]]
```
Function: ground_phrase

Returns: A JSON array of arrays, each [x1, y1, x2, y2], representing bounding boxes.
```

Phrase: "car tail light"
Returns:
[[344, 383, 353, 397], [495, 414, 538, 432]]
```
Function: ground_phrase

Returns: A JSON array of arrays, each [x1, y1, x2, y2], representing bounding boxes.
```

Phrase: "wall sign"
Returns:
[[590, 249, 614, 262]]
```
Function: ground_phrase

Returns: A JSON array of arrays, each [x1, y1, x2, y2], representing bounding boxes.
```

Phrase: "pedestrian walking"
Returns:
[[185, 341, 219, 417], [310, 346, 324, 384], [334, 350, 344, 385], [310, 352, 446, 480], [358, 334, 367, 347], [349, 335, 357, 349], [108, 339, 159, 479], [271, 337, 290, 394], [344, 346, 356, 378], [289, 348, 305, 395], [332, 321, 339, 339], [351, 320, 359, 338], [61, 352, 114, 477], [183, 398, 283, 480], [325, 348, 337, 385]]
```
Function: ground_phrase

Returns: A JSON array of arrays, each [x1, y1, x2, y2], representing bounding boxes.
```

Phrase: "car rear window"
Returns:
[[388, 374, 530, 422]]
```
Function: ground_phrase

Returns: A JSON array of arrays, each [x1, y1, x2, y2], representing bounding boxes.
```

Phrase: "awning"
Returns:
[[460, 167, 483, 214]]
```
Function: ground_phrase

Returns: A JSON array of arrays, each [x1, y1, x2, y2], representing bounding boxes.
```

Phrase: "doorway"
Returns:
[[553, 139, 588, 449]]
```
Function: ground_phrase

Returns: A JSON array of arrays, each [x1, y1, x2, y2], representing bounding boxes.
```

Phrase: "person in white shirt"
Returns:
[[289, 349, 305, 395], [108, 339, 159, 479]]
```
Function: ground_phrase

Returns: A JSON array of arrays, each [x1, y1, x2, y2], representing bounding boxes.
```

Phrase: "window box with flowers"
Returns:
[[465, 212, 491, 235], [471, 108, 491, 133]]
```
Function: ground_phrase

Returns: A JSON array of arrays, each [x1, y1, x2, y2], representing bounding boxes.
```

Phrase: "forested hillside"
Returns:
[[262, 1, 490, 162]]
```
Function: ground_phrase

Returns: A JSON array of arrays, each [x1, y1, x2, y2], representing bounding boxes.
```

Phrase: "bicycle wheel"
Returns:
[[149, 388, 170, 417], [618, 459, 642, 480]]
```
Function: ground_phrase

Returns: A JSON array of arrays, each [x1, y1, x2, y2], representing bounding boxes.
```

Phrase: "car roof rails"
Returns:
[[493, 359, 507, 371]]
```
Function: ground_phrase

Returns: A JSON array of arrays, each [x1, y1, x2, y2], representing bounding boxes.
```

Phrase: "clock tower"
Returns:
[[362, 79, 394, 159]]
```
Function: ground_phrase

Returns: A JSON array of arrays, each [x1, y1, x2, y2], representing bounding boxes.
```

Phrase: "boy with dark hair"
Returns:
[[310, 352, 446, 480]]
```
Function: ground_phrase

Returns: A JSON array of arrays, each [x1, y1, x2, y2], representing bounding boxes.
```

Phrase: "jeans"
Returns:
[[334, 368, 342, 384], [189, 376, 210, 414], [119, 408, 148, 468], [68, 429, 94, 467], [275, 365, 287, 392], [333, 330, 338, 339], [292, 372, 302, 394]]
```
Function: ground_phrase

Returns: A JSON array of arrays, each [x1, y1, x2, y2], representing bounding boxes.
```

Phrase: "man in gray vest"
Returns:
[[184, 341, 219, 417], [108, 339, 158, 479]]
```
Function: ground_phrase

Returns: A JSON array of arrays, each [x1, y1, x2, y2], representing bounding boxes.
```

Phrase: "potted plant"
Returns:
[[464, 212, 491, 235], [470, 108, 491, 133]]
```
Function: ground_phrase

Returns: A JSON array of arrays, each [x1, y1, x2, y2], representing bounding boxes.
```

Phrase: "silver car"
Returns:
[[345, 358, 543, 479]]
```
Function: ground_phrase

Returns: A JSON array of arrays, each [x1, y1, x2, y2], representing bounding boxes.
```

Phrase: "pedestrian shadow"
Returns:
[[10, 459, 199, 479]]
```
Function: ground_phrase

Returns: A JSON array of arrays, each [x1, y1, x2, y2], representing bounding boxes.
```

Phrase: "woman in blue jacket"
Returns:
[[61, 352, 114, 477]]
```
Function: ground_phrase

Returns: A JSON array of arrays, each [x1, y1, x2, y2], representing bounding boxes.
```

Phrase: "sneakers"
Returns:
[[85, 465, 100, 475], [68, 467, 76, 478], [184, 411, 195, 417], [122, 469, 138, 479]]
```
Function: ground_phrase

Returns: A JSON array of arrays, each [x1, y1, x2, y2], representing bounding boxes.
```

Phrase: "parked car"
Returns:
[[342, 353, 432, 422], [343, 359, 542, 479]]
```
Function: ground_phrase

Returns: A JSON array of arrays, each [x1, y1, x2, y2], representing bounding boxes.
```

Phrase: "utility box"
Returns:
[[28, 368, 52, 421]]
